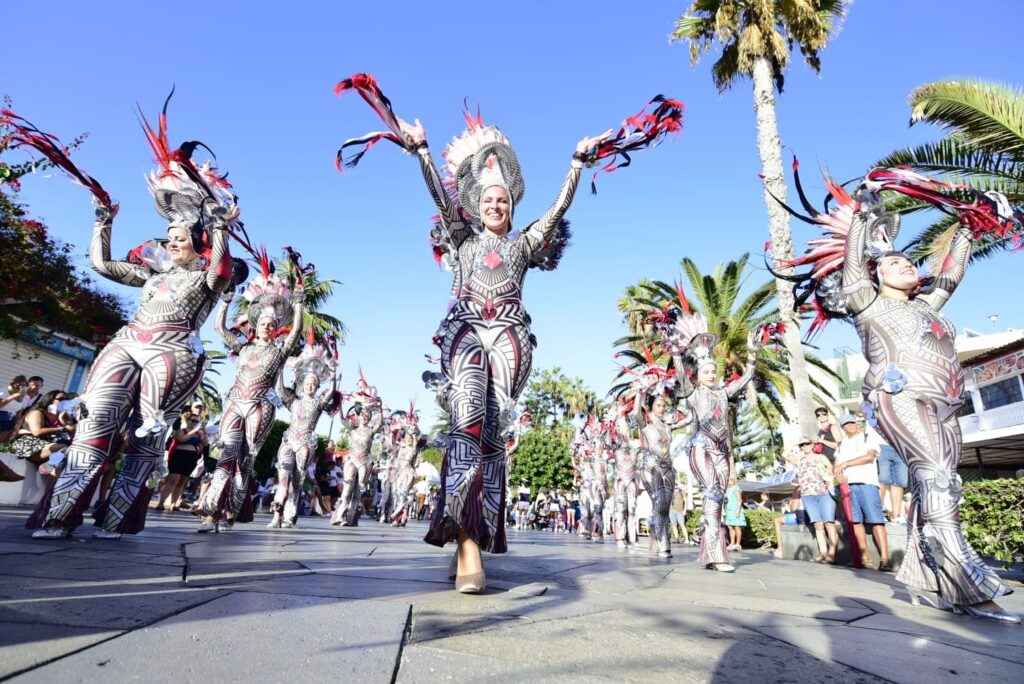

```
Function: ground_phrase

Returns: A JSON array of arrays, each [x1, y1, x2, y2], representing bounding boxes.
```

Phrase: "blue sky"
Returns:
[[5, 1, 1023, 432]]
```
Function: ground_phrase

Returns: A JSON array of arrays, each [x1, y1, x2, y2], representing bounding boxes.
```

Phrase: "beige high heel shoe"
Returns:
[[455, 571, 486, 594]]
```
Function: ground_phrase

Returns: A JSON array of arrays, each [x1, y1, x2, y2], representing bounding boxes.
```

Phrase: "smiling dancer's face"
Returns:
[[480, 185, 511, 235]]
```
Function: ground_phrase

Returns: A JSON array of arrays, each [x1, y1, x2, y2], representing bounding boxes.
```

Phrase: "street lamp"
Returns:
[[988, 314, 999, 330]]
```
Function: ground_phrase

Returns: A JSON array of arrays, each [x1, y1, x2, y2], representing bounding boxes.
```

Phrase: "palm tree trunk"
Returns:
[[751, 56, 817, 446]]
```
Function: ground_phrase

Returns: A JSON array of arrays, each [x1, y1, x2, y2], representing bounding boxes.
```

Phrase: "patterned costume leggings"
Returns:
[[271, 438, 315, 524], [639, 452, 675, 554], [689, 442, 730, 566], [199, 397, 275, 521], [391, 471, 415, 525], [28, 335, 203, 533], [425, 321, 532, 553], [874, 392, 1008, 605], [378, 479, 395, 522], [614, 476, 639, 544], [578, 480, 605, 538], [332, 457, 370, 526]]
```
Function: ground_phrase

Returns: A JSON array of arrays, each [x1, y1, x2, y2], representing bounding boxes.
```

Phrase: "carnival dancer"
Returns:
[[330, 389, 384, 527], [609, 402, 641, 549], [627, 366, 690, 558], [391, 432, 424, 527], [777, 163, 1021, 623], [576, 418, 608, 542], [4, 102, 244, 539], [196, 261, 305, 532], [268, 347, 340, 528], [334, 73, 682, 593]]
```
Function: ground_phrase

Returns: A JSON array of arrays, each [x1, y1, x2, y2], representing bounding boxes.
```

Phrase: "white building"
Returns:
[[0, 327, 96, 394]]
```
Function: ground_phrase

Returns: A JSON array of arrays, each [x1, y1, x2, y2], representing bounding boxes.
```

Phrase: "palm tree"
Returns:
[[874, 79, 1024, 267], [670, 1, 849, 442], [272, 257, 346, 347], [194, 342, 227, 415]]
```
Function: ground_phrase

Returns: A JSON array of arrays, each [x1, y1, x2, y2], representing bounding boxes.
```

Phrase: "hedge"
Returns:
[[961, 478, 1024, 566], [683, 508, 777, 547], [681, 478, 1024, 562]]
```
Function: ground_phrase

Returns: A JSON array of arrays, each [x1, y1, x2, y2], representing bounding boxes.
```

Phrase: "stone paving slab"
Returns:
[[8, 592, 411, 683], [0, 622, 123, 680], [1, 505, 1021, 683], [0, 573, 224, 629], [403, 606, 885, 683]]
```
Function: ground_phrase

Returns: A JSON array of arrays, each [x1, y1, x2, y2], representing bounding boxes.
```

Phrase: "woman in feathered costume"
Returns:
[[624, 359, 690, 558], [196, 258, 304, 532], [4, 99, 242, 539], [330, 373, 384, 527], [390, 427, 425, 528], [656, 305, 758, 571], [333, 73, 682, 593], [778, 164, 1020, 623], [268, 346, 340, 528]]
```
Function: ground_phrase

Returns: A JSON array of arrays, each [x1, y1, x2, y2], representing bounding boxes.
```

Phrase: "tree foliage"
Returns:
[[509, 427, 573, 497], [1, 106, 130, 346], [875, 79, 1024, 267], [961, 478, 1024, 567], [671, 0, 849, 94]]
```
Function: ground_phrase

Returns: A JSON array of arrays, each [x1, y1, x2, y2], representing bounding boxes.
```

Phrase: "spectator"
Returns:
[[548, 488, 563, 532], [747, 492, 771, 510], [155, 413, 208, 511], [21, 376, 44, 409], [8, 390, 73, 470], [784, 436, 838, 563], [771, 487, 802, 559], [566, 487, 578, 534], [0, 375, 29, 439], [834, 414, 891, 571], [813, 406, 842, 462], [871, 426, 907, 524], [724, 476, 746, 551], [669, 477, 690, 544], [415, 477, 431, 519]]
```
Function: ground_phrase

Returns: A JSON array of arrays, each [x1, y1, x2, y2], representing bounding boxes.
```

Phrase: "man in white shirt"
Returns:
[[834, 414, 891, 571]]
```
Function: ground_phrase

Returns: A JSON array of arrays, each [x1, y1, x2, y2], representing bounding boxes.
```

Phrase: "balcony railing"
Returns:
[[959, 401, 1024, 435]]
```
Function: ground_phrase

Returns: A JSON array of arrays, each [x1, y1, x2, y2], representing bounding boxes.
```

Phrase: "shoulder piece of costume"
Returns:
[[769, 158, 1023, 338]]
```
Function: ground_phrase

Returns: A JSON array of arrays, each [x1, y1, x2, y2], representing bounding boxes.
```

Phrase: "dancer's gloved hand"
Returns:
[[746, 331, 758, 356], [202, 198, 238, 226], [398, 117, 427, 148], [92, 196, 120, 222], [291, 281, 306, 305], [574, 129, 614, 163], [221, 289, 234, 304]]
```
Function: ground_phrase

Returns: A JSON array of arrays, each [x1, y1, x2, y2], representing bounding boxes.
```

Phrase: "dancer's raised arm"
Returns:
[[204, 201, 235, 294], [725, 334, 758, 399], [840, 211, 876, 313], [523, 130, 611, 251], [281, 286, 306, 355], [89, 205, 148, 286], [214, 294, 243, 354], [399, 118, 463, 229], [920, 223, 971, 312], [276, 372, 296, 407]]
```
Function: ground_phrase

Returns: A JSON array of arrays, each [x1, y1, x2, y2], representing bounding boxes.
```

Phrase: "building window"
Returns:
[[956, 391, 976, 418], [978, 375, 1024, 410]]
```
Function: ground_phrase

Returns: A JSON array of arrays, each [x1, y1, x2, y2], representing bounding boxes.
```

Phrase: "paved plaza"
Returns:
[[0, 505, 1021, 683]]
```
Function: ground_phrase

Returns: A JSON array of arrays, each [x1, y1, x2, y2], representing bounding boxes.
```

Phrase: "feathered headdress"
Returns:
[[238, 251, 293, 334], [770, 158, 1024, 338], [287, 344, 336, 385], [442, 111, 525, 222]]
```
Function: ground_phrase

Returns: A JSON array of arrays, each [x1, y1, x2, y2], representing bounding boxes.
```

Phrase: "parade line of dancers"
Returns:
[[1, 71, 1020, 623]]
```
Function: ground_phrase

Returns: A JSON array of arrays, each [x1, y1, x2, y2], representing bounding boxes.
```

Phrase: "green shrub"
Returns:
[[741, 509, 777, 547], [685, 508, 701, 538], [961, 478, 1024, 566]]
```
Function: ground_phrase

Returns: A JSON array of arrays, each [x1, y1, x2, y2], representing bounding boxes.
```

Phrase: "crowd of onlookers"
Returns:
[[0, 374, 79, 487]]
